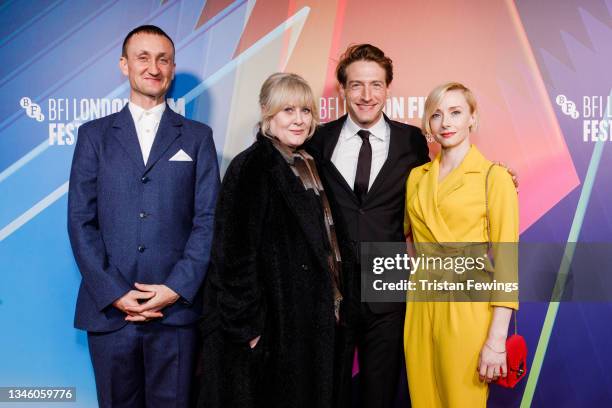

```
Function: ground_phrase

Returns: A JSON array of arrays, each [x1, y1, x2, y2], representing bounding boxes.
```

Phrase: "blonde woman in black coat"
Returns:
[[198, 73, 352, 408]]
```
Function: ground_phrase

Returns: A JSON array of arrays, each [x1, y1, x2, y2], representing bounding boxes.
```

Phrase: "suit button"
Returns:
[[359, 209, 365, 215], [141, 176, 149, 184], [301, 264, 309, 271], [138, 245, 146, 253], [139, 212, 147, 219]]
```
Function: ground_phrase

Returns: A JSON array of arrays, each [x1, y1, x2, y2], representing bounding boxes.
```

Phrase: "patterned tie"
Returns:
[[354, 129, 372, 203]]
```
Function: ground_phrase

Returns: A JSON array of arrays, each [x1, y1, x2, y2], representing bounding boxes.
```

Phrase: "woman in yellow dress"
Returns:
[[403, 82, 519, 407]]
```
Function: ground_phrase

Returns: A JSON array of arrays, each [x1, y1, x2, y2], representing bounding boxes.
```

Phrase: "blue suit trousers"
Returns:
[[87, 322, 198, 408]]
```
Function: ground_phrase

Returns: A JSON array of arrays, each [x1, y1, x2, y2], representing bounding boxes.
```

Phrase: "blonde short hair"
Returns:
[[422, 82, 479, 136], [259, 72, 319, 139]]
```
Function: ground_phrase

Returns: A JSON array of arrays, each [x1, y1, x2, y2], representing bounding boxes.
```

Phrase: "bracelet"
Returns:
[[485, 342, 506, 354]]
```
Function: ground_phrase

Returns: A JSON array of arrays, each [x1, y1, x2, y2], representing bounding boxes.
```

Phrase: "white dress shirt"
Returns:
[[128, 101, 166, 165], [331, 114, 390, 191]]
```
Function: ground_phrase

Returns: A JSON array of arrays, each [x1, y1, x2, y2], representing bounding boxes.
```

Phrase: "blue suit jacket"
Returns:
[[68, 104, 220, 332]]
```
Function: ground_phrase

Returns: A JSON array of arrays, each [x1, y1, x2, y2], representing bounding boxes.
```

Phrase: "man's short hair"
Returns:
[[336, 44, 393, 87], [121, 25, 175, 58]]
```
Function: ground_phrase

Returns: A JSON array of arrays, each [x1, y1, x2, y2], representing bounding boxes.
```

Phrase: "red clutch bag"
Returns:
[[495, 330, 527, 388], [481, 283, 528, 388]]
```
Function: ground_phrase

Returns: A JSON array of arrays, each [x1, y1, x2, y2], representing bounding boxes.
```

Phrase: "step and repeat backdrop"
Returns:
[[0, 0, 610, 406]]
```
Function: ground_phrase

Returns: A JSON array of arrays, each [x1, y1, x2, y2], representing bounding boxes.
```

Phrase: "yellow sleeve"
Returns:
[[487, 165, 519, 309]]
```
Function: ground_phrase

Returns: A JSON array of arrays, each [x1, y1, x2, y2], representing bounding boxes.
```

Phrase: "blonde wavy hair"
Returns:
[[259, 73, 319, 139]]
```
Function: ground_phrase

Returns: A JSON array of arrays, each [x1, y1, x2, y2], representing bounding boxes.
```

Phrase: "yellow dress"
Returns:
[[403, 145, 519, 408]]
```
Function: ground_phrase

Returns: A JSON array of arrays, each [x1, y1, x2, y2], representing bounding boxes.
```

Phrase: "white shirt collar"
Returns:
[[128, 101, 166, 124], [343, 113, 387, 141]]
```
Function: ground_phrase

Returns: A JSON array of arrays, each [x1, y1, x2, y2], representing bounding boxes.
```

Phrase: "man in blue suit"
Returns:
[[68, 25, 220, 407]]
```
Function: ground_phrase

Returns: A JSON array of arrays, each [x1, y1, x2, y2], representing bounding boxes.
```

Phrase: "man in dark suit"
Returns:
[[308, 44, 430, 408], [68, 25, 220, 407]]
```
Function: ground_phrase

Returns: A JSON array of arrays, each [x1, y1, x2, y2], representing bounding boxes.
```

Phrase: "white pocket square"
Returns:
[[169, 149, 193, 162]]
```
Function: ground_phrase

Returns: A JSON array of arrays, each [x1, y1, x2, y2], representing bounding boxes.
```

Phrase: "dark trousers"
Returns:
[[87, 321, 198, 408], [341, 302, 406, 408]]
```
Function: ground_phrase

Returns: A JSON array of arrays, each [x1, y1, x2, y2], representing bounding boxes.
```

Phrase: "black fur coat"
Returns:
[[198, 135, 354, 408]]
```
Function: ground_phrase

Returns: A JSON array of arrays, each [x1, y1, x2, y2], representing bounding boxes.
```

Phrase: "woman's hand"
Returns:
[[479, 306, 512, 382], [478, 337, 507, 383], [249, 335, 261, 349]]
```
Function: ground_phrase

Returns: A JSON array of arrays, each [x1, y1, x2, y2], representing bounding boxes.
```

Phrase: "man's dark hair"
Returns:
[[336, 44, 393, 86], [121, 25, 175, 58]]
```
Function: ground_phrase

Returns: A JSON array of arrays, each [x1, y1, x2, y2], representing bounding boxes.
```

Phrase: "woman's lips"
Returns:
[[440, 132, 456, 139]]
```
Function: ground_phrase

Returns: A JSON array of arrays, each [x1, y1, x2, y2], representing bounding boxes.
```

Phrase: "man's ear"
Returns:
[[338, 84, 346, 100], [119, 57, 128, 76]]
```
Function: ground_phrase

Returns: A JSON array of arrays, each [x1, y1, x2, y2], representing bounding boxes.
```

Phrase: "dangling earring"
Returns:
[[425, 133, 434, 143]]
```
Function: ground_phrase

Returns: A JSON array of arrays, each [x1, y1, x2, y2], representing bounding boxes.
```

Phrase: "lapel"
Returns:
[[437, 145, 484, 201], [319, 116, 359, 205], [415, 145, 485, 243], [320, 116, 344, 161], [416, 155, 457, 242], [111, 105, 146, 172], [265, 138, 331, 272], [363, 114, 403, 204], [144, 106, 183, 175]]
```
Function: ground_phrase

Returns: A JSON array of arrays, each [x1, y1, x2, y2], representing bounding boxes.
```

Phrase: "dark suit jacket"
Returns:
[[68, 104, 220, 332], [307, 114, 430, 313]]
